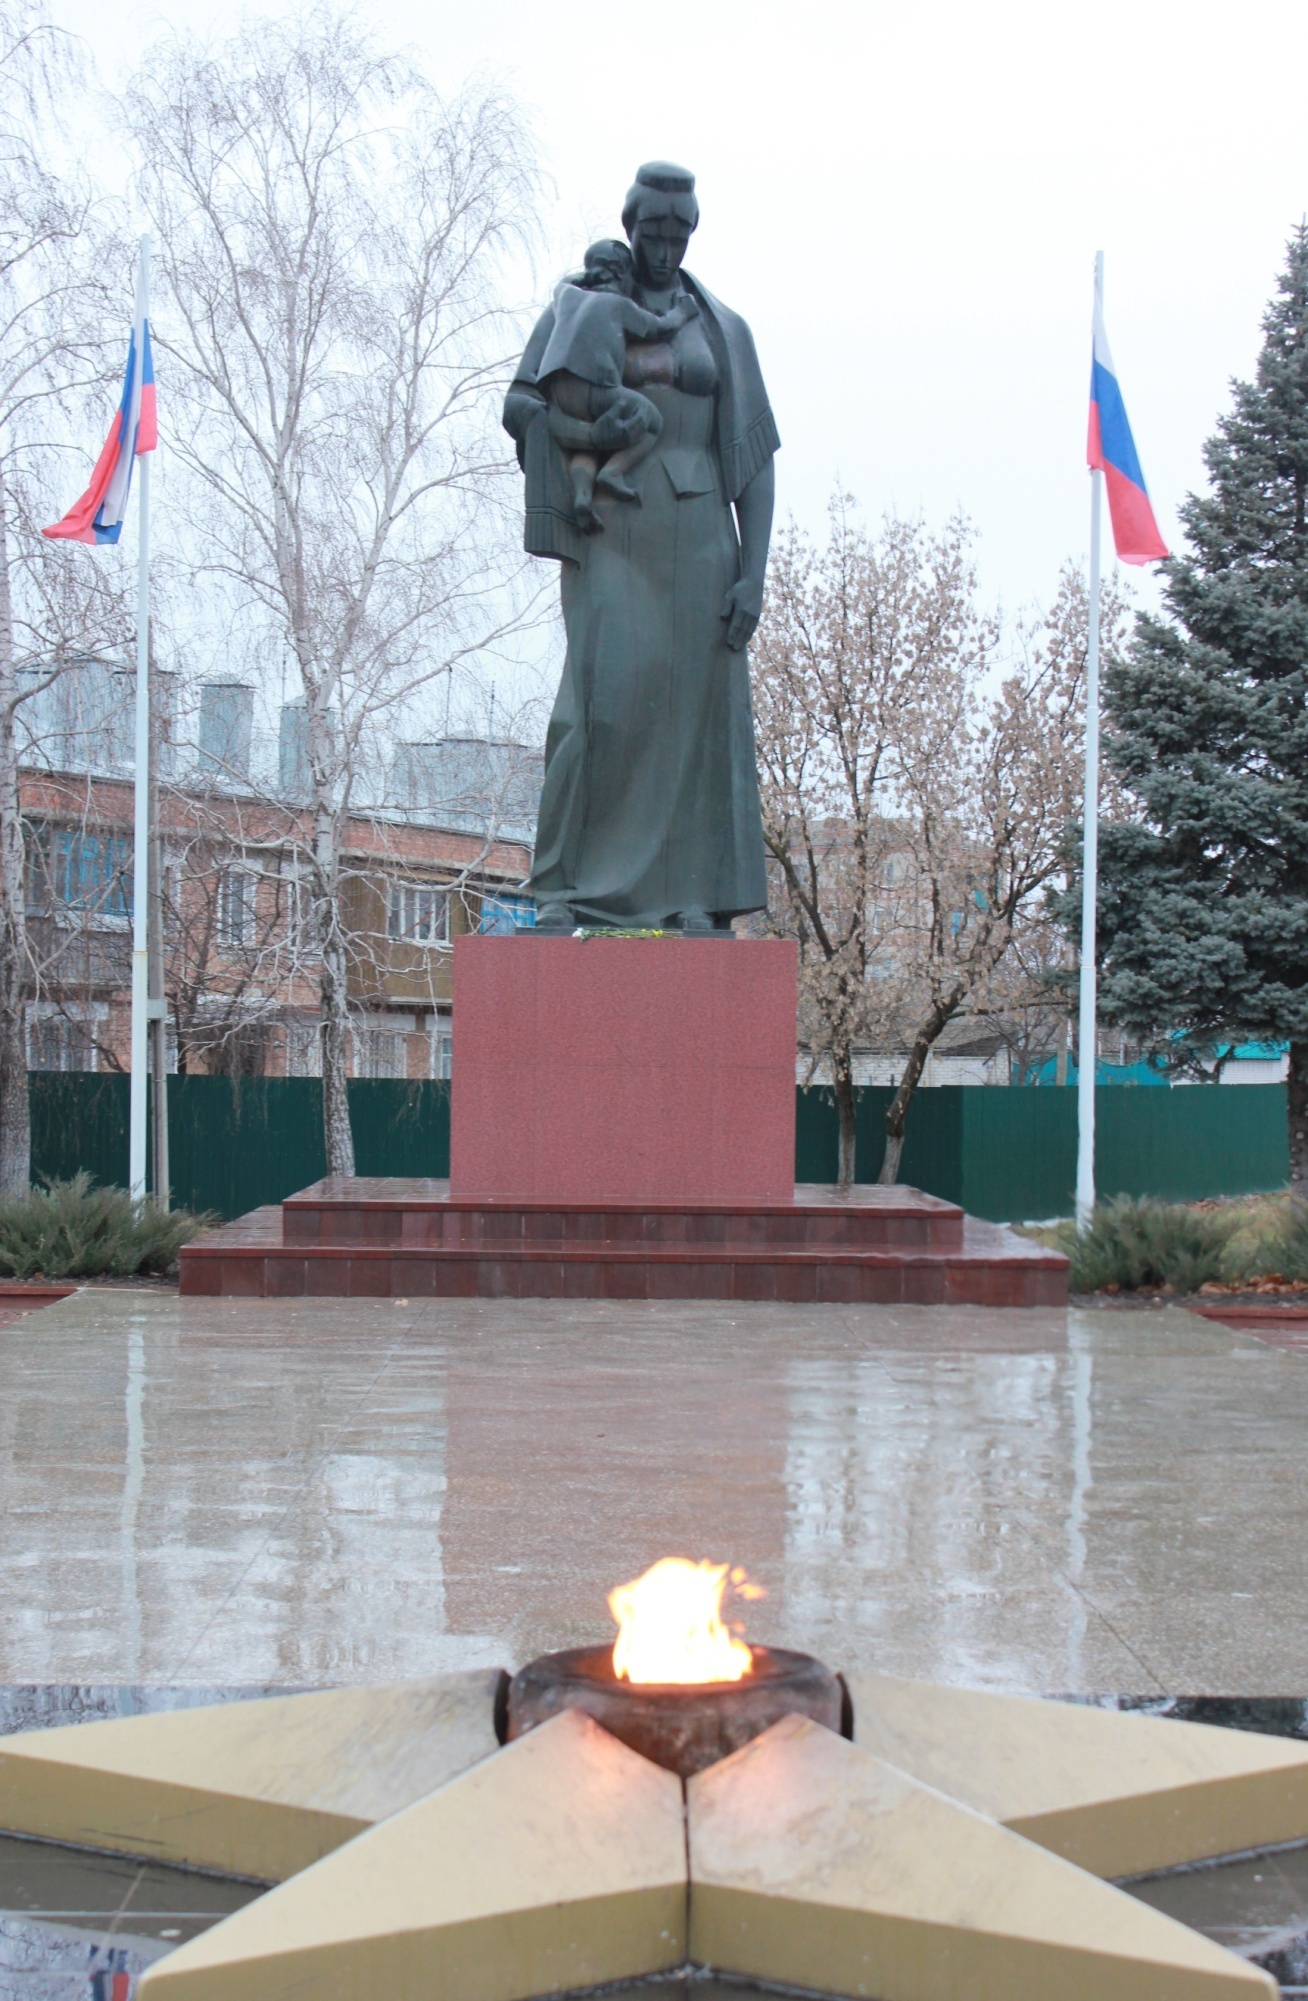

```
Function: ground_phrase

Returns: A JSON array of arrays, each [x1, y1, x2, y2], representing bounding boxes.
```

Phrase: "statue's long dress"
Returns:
[[527, 320, 768, 927]]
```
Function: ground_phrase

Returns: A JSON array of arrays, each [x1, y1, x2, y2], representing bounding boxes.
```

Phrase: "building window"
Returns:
[[479, 893, 535, 934], [286, 1018, 322, 1077], [27, 1012, 96, 1072], [354, 1025, 405, 1079], [29, 826, 133, 925], [428, 1022, 453, 1079], [217, 868, 256, 948], [282, 864, 317, 958], [388, 881, 448, 946]]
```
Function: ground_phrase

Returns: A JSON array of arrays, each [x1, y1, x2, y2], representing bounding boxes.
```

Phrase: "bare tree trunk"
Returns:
[[833, 1050, 857, 1190], [319, 941, 353, 1177], [1289, 1040, 1308, 1197], [877, 991, 963, 1186], [0, 468, 30, 1196], [313, 811, 354, 1179]]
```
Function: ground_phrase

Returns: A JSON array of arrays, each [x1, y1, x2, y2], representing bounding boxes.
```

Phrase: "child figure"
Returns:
[[535, 239, 698, 531]]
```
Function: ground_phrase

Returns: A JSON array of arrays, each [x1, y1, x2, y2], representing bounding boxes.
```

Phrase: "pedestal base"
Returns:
[[179, 1182, 1069, 1306], [448, 935, 797, 1204]]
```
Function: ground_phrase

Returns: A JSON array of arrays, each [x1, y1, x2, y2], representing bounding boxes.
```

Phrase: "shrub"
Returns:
[[0, 1174, 212, 1280], [1261, 1197, 1308, 1284], [1058, 1195, 1248, 1295]]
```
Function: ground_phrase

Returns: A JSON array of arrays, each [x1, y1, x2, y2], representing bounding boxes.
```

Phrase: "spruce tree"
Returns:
[[1097, 226, 1308, 1190]]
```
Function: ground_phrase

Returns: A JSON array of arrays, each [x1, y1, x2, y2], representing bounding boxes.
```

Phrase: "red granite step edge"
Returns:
[[1191, 1302, 1308, 1324], [180, 1212, 1067, 1309], [0, 1282, 78, 1325], [280, 1178, 966, 1252]]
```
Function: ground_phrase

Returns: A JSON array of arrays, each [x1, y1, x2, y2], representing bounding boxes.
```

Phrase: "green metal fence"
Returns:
[[28, 1073, 450, 1219], [28, 1074, 1292, 1223], [795, 1083, 1290, 1219]]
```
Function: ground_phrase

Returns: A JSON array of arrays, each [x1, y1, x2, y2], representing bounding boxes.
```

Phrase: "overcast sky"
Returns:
[[49, 0, 1308, 634]]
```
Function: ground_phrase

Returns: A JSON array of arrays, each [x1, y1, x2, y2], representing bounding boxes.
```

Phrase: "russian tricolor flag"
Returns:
[[1087, 276, 1167, 565], [44, 255, 156, 546]]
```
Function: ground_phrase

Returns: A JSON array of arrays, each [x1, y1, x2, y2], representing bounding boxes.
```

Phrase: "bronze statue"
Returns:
[[504, 162, 779, 934]]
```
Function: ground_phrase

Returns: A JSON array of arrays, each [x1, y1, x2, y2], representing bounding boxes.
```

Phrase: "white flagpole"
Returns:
[[128, 235, 151, 1200], [1075, 249, 1104, 1232]]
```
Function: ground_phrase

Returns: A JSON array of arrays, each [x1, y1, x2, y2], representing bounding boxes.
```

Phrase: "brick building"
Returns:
[[19, 661, 539, 1078]]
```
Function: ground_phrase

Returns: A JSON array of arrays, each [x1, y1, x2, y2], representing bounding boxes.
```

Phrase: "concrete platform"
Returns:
[[179, 1178, 1068, 1306]]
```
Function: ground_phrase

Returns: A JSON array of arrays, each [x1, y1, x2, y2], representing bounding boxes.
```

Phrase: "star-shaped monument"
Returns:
[[0, 1658, 1302, 1998]]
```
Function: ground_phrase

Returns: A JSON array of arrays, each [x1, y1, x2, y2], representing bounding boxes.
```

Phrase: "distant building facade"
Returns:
[[18, 660, 541, 1078]]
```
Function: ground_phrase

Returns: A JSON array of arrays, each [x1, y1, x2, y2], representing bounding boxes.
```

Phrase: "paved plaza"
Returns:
[[0, 1289, 1303, 1695]]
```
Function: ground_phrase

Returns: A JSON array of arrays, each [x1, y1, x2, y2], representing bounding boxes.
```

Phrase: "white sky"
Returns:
[[49, 0, 1308, 633]]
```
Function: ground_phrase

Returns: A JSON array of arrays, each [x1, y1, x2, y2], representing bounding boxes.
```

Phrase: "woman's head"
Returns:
[[622, 161, 698, 291]]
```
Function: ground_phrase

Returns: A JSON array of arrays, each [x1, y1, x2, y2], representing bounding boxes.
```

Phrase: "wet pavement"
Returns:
[[0, 1289, 1304, 1693], [0, 1833, 260, 1998], [1131, 1840, 1308, 1986]]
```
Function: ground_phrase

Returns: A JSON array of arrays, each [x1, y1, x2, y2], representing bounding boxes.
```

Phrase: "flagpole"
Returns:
[[128, 235, 151, 1200], [1076, 250, 1104, 1232]]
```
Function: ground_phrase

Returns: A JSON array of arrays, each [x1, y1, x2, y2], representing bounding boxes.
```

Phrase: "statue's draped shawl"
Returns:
[[503, 271, 780, 565]]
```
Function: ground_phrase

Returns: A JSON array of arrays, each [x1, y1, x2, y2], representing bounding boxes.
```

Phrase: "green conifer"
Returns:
[[1097, 226, 1308, 1190]]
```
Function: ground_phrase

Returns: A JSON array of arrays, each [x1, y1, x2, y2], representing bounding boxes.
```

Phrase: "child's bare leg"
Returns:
[[565, 450, 599, 531], [594, 390, 662, 503]]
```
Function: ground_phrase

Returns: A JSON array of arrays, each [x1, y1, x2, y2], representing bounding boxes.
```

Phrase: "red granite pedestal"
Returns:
[[449, 935, 797, 1204], [178, 934, 1069, 1306]]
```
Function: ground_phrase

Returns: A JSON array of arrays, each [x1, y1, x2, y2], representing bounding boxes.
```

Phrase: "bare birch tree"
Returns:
[[126, 6, 537, 1173], [752, 504, 987, 1184], [0, 1, 125, 1193], [753, 504, 1096, 1187], [871, 581, 1087, 1181]]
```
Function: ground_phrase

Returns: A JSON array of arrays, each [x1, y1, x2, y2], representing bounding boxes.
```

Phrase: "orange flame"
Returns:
[[608, 1557, 754, 1684]]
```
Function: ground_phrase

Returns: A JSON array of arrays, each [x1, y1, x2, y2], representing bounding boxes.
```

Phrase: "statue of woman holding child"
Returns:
[[503, 162, 779, 933]]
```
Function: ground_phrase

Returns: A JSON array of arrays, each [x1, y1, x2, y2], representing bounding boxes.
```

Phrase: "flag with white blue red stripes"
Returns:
[[1087, 275, 1166, 565], [44, 255, 156, 546]]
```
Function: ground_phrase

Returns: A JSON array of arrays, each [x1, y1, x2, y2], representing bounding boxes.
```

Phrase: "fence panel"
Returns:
[[794, 1087, 839, 1184], [28, 1072, 129, 1190], [797, 1086, 964, 1198], [346, 1080, 451, 1180], [889, 1089, 965, 1207], [1097, 1085, 1289, 1205], [959, 1089, 1077, 1222], [162, 1076, 327, 1219]]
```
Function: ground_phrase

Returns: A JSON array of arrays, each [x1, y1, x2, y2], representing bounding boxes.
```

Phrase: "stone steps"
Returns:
[[280, 1178, 967, 1251], [179, 1181, 1067, 1308]]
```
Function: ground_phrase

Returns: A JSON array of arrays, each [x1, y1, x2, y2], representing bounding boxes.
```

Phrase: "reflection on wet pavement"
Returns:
[[0, 1290, 1303, 1692], [1128, 1839, 1308, 1986], [0, 1831, 262, 2000]]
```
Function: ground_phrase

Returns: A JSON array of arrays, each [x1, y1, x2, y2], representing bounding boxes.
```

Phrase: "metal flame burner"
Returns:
[[504, 1644, 848, 1779]]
